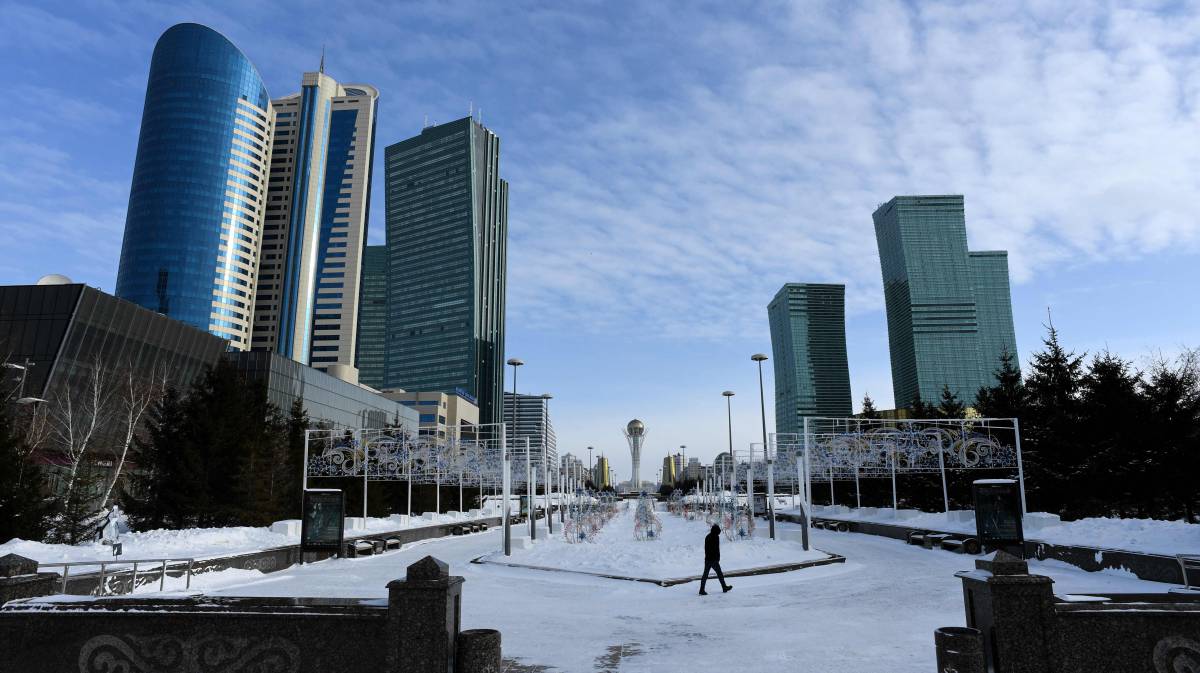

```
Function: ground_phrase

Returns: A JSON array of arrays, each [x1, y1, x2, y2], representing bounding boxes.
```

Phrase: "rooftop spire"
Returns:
[[319, 44, 325, 73]]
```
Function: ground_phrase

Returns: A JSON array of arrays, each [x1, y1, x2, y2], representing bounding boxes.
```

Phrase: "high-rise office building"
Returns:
[[383, 117, 508, 427], [594, 455, 612, 489], [252, 70, 378, 376], [768, 283, 853, 434], [503, 392, 557, 466], [356, 245, 388, 389], [968, 251, 1019, 378], [873, 195, 1019, 408], [116, 23, 273, 348]]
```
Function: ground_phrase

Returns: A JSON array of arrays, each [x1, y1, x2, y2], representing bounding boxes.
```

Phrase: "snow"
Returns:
[[784, 506, 1200, 555], [0, 511, 492, 567], [101, 518, 1163, 673], [486, 506, 829, 581]]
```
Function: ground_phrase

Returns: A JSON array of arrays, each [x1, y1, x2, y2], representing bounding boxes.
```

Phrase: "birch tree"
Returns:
[[99, 360, 168, 507], [49, 355, 115, 508]]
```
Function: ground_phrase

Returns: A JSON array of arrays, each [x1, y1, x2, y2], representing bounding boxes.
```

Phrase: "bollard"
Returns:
[[455, 629, 501, 673], [934, 626, 985, 673]]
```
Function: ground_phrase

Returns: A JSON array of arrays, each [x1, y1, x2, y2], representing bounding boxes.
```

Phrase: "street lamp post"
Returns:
[[541, 393, 553, 535], [505, 357, 524, 555], [752, 353, 775, 540], [679, 444, 686, 489], [587, 446, 594, 488], [722, 390, 734, 504]]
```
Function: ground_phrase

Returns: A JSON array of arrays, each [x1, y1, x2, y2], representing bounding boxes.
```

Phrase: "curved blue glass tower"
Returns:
[[116, 23, 272, 348]]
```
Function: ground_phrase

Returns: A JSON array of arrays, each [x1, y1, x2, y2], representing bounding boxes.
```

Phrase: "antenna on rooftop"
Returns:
[[469, 101, 474, 118], [423, 114, 428, 129], [319, 44, 325, 74]]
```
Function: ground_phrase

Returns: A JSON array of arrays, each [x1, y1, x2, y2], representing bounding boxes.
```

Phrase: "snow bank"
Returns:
[[0, 510, 493, 566], [784, 506, 1199, 555], [489, 507, 830, 581]]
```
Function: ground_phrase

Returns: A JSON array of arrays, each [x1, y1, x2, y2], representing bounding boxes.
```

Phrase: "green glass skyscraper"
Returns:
[[768, 283, 853, 435], [355, 245, 387, 389], [383, 117, 508, 426], [873, 195, 1018, 409]]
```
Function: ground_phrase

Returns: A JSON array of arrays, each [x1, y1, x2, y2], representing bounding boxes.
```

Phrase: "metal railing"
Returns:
[[36, 558, 195, 596], [1180, 554, 1200, 589]]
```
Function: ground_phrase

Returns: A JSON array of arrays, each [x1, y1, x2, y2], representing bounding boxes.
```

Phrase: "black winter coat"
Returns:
[[704, 529, 720, 562]]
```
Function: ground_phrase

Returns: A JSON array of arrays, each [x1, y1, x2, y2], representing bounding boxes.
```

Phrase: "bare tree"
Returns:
[[99, 360, 169, 507], [48, 355, 115, 503]]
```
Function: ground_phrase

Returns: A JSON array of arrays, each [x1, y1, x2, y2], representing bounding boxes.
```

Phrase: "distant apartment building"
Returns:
[[873, 195, 1019, 407], [768, 283, 853, 435], [503, 392, 556, 466], [383, 117, 508, 426], [383, 390, 479, 440], [356, 245, 388, 389], [116, 23, 273, 348], [252, 71, 378, 377]]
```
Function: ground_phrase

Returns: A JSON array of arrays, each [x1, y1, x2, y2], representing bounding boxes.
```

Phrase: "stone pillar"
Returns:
[[0, 554, 56, 606], [955, 550, 1055, 673], [388, 556, 464, 673]]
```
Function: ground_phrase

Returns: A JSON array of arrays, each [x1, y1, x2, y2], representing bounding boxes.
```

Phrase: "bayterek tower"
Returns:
[[623, 419, 646, 492]]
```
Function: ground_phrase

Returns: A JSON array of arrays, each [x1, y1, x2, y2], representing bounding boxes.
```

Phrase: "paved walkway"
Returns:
[[193, 515, 1164, 672]]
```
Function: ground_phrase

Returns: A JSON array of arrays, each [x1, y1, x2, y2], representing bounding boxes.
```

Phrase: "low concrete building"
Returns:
[[382, 390, 478, 439]]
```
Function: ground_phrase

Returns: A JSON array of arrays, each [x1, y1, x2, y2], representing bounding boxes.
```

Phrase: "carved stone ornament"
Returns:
[[78, 632, 300, 673]]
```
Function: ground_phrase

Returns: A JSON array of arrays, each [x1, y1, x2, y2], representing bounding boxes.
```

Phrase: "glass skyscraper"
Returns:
[[116, 23, 273, 348], [252, 72, 378, 375], [873, 195, 1019, 409], [355, 245, 387, 389], [383, 117, 508, 427], [768, 283, 853, 434]]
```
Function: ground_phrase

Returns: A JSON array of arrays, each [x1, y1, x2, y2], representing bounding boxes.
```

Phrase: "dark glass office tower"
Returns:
[[873, 195, 1019, 409], [355, 245, 387, 389], [115, 23, 272, 348], [768, 283, 853, 435], [383, 117, 508, 426]]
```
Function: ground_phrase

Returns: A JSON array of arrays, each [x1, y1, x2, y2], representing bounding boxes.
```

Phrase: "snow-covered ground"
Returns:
[[25, 517, 1164, 672], [0, 511, 490, 567], [783, 505, 1200, 555], [487, 506, 828, 580]]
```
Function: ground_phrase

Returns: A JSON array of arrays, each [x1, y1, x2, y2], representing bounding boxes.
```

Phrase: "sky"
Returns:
[[2, 1, 1199, 480]]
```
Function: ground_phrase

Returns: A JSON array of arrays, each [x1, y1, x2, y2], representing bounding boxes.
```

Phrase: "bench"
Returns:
[[922, 533, 951, 550], [345, 540, 376, 557], [906, 531, 927, 546], [384, 537, 401, 551]]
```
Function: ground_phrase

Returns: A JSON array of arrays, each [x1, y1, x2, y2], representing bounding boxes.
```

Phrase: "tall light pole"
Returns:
[[505, 358, 523, 553], [587, 446, 594, 488], [679, 445, 686, 488], [722, 390, 735, 499], [752, 353, 775, 539], [541, 393, 553, 535]]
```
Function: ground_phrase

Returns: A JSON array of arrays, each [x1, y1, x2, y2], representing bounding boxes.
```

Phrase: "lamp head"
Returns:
[[506, 358, 524, 367], [751, 353, 768, 362]]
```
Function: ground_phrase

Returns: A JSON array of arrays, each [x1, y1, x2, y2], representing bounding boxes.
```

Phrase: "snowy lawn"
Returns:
[[784, 506, 1200, 555], [0, 511, 488, 568], [486, 506, 829, 581]]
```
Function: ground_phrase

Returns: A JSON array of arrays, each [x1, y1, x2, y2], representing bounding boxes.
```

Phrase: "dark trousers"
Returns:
[[700, 560, 726, 591]]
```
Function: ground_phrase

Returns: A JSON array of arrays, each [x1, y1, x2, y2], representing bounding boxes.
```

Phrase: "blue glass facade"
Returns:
[[116, 23, 270, 346], [768, 283, 853, 434], [873, 195, 1019, 408]]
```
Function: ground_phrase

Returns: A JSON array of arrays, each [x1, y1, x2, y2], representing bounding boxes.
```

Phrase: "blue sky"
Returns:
[[2, 1, 1198, 478]]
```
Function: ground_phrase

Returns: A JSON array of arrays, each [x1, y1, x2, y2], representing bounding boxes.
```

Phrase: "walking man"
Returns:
[[699, 524, 732, 595]]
